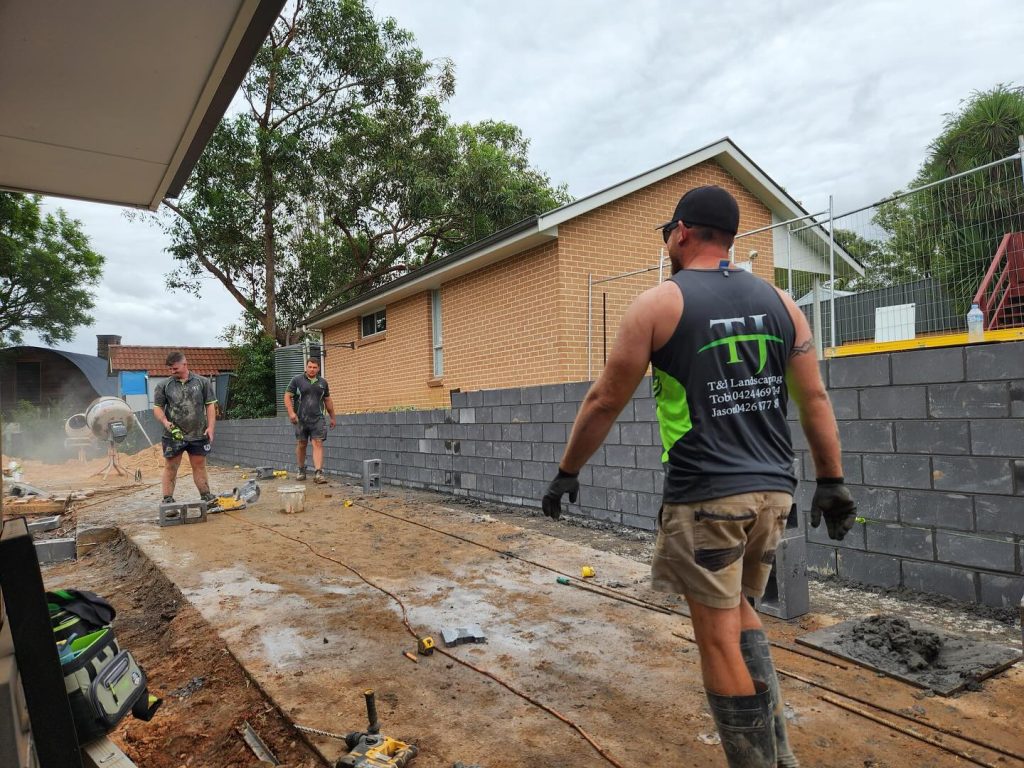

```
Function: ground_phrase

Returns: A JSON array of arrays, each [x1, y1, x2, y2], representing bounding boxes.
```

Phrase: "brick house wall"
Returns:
[[322, 159, 778, 411]]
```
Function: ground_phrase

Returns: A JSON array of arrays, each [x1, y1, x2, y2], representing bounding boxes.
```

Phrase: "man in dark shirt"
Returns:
[[542, 187, 856, 767], [153, 351, 218, 504], [284, 358, 335, 483]]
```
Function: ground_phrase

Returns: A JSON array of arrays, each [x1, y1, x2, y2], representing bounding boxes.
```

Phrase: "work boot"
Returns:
[[200, 492, 216, 503], [706, 681, 776, 767], [740, 629, 799, 767], [313, 469, 326, 484], [161, 495, 175, 504], [295, 467, 306, 481]]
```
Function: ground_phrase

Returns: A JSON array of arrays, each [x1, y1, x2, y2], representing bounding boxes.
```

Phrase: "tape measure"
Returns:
[[417, 636, 435, 656]]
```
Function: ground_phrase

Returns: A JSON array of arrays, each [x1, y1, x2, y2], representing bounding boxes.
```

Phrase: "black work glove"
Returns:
[[542, 468, 579, 521], [810, 477, 857, 541]]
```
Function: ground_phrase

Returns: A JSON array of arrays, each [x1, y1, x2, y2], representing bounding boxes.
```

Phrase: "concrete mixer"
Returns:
[[65, 397, 146, 478]]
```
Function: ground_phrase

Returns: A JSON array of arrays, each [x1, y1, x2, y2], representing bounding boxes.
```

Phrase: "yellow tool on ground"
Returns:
[[581, 565, 596, 578], [212, 494, 247, 512], [272, 469, 288, 479], [417, 636, 435, 656], [338, 690, 418, 767]]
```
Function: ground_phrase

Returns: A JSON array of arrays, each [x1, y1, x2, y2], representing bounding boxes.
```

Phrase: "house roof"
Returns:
[[305, 137, 863, 330], [107, 346, 237, 376], [0, 0, 284, 210], [0, 346, 117, 397]]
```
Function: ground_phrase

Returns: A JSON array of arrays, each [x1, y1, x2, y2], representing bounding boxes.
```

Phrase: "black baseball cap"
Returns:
[[657, 185, 740, 236]]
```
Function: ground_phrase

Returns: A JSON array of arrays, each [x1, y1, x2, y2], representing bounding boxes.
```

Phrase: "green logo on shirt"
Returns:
[[698, 333, 783, 374]]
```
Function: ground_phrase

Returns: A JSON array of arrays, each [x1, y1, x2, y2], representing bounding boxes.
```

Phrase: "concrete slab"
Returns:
[[33, 538, 76, 565]]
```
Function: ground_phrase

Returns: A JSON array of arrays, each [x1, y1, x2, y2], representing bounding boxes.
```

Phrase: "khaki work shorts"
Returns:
[[651, 492, 793, 609]]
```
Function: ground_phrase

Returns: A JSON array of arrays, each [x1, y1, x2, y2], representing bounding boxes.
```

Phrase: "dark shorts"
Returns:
[[162, 437, 212, 459], [294, 416, 327, 442]]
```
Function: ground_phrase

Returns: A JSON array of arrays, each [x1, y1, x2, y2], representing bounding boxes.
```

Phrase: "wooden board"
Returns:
[[1, 498, 68, 516]]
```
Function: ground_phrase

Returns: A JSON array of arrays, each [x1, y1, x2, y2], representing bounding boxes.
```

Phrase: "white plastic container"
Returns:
[[967, 303, 985, 343], [278, 485, 306, 514]]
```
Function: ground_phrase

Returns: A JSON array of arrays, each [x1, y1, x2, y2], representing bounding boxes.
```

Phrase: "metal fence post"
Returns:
[[828, 194, 836, 349], [587, 273, 593, 381]]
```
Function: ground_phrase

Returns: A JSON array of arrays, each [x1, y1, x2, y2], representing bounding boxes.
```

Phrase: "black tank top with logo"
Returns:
[[650, 266, 797, 503]]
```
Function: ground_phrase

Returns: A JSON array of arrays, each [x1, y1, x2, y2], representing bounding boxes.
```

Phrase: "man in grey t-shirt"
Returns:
[[153, 350, 218, 504], [284, 358, 335, 483]]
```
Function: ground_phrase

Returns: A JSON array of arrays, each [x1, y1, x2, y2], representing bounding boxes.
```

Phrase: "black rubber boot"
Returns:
[[740, 629, 799, 767], [706, 681, 776, 768]]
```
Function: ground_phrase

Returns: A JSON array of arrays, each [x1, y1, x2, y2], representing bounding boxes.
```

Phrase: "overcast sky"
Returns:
[[27, 0, 1023, 355]]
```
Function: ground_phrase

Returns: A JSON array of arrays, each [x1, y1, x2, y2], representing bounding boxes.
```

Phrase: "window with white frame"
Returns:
[[431, 289, 443, 377], [361, 308, 386, 338]]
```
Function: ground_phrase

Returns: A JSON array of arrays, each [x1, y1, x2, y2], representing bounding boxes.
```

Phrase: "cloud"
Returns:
[[25, 0, 1024, 354]]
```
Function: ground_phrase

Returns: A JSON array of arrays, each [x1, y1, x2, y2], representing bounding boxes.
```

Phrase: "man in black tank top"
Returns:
[[542, 186, 856, 767]]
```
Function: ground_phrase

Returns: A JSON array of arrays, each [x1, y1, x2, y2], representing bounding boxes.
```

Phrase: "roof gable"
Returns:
[[307, 137, 861, 330], [107, 346, 237, 376]]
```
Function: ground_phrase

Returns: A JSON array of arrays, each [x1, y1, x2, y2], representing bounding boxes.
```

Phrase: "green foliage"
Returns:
[[0, 192, 104, 346], [154, 0, 569, 343], [834, 85, 1024, 312], [224, 323, 278, 419]]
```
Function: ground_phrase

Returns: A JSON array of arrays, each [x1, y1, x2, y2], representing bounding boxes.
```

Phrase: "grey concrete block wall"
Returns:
[[211, 340, 1024, 609], [801, 340, 1024, 609]]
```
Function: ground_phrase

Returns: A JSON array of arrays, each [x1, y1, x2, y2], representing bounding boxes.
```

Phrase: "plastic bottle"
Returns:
[[967, 303, 985, 343]]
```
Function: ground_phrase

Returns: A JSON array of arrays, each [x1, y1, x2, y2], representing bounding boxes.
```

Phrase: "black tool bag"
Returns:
[[48, 589, 115, 629]]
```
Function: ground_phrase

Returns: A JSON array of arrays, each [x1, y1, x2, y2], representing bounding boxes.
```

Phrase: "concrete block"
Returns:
[[619, 423, 652, 446], [828, 354, 890, 388], [541, 384, 565, 403], [541, 423, 566, 443], [862, 454, 932, 489], [970, 419, 1024, 456], [615, 401, 635, 422], [159, 501, 207, 527], [621, 468, 656, 493], [604, 445, 636, 468], [636, 446, 664, 470], [837, 549, 901, 588], [475, 407, 493, 425], [552, 401, 578, 423], [634, 398, 657, 422], [902, 561, 977, 603], [501, 460, 522, 478], [521, 423, 543, 443], [564, 381, 591, 402], [458, 409, 476, 424], [928, 382, 1009, 419], [894, 420, 970, 455], [866, 524, 934, 560], [859, 386, 927, 419], [511, 442, 531, 460], [499, 388, 522, 406], [932, 456, 1013, 495], [491, 406, 511, 424], [578, 485, 608, 510], [603, 424, 621, 445], [530, 403, 553, 423], [531, 443, 555, 462], [978, 573, 1024, 609], [975, 494, 1024, 535], [1012, 381, 1024, 417], [936, 530, 1015, 572], [592, 466, 622, 489], [891, 347, 965, 385], [621, 513, 657, 531], [757, 535, 809, 619], [510, 404, 531, 423], [637, 493, 662, 519], [521, 461, 546, 481], [838, 420, 893, 452], [492, 442, 512, 460], [965, 341, 1024, 380], [842, 454, 863, 485], [899, 491, 973, 530], [521, 385, 543, 404], [806, 543, 838, 576], [26, 516, 60, 534], [828, 389, 860, 419], [33, 538, 76, 564], [607, 489, 638, 515], [1014, 460, 1024, 495], [362, 459, 382, 494], [851, 486, 899, 522], [482, 389, 501, 406]]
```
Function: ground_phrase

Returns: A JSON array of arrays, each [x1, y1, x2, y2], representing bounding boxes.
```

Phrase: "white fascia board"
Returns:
[[312, 226, 553, 330]]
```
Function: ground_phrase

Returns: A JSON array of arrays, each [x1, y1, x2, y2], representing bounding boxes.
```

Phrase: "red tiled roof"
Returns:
[[106, 346, 237, 376]]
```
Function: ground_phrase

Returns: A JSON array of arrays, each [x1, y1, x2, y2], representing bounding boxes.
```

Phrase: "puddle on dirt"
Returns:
[[193, 566, 284, 599], [260, 627, 312, 667], [799, 614, 1022, 695]]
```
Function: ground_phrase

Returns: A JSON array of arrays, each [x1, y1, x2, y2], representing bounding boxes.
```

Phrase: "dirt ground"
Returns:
[[6, 452, 1024, 768]]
